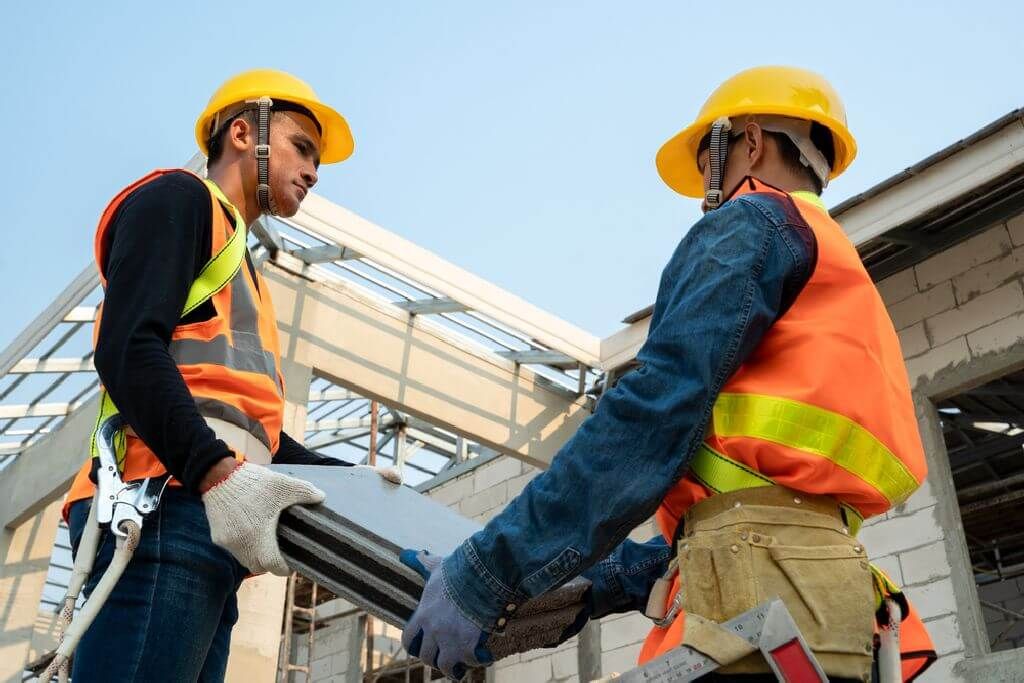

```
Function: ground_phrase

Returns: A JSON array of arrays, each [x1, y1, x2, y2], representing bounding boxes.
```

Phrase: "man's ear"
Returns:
[[228, 117, 252, 154], [745, 122, 766, 167]]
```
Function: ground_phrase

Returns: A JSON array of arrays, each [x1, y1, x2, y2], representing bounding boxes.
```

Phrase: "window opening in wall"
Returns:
[[939, 371, 1024, 651]]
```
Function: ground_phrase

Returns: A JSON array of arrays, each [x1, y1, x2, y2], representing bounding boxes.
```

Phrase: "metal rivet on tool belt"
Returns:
[[793, 497, 802, 504], [506, 603, 516, 613], [752, 534, 761, 543], [734, 501, 742, 508], [740, 532, 749, 541], [854, 546, 863, 553], [730, 545, 739, 553], [497, 617, 507, 627]]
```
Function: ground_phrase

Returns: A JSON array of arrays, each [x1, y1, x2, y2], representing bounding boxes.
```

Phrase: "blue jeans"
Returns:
[[67, 488, 248, 682]]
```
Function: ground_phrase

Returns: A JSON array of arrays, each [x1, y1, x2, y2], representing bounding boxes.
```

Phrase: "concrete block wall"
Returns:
[[879, 216, 1024, 387], [289, 609, 364, 683], [868, 212, 1024, 680]]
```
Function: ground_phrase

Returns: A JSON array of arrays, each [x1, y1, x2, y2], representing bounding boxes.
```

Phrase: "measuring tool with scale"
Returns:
[[616, 598, 828, 682]]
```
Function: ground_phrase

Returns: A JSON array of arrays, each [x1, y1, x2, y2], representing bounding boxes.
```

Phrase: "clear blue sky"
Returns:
[[1, 1, 1021, 348]]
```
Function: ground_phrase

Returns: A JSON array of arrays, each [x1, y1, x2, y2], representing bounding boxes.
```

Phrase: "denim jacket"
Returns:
[[443, 186, 819, 628]]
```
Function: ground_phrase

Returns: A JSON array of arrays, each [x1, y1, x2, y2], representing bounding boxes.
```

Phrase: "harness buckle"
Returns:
[[651, 589, 684, 628], [705, 189, 724, 210]]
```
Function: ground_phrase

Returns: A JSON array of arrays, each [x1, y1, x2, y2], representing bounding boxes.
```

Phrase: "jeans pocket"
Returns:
[[758, 543, 875, 656]]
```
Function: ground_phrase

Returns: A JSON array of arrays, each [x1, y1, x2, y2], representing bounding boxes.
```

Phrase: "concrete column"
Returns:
[[577, 620, 602, 682], [914, 393, 989, 657], [0, 498, 63, 682]]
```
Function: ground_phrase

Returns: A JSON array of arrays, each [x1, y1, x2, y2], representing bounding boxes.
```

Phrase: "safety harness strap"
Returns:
[[90, 178, 248, 469]]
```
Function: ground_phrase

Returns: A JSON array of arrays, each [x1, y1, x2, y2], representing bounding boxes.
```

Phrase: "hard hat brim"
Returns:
[[656, 105, 857, 197]]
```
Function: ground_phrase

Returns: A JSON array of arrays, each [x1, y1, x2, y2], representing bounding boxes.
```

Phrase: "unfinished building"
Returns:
[[2, 109, 1024, 682]]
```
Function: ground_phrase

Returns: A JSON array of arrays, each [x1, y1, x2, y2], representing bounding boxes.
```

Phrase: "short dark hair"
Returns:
[[205, 104, 322, 164], [697, 122, 836, 194], [767, 123, 836, 194], [206, 110, 257, 164]]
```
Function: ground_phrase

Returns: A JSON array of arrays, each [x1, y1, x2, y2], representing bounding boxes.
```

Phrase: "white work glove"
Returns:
[[354, 464, 403, 485], [202, 462, 325, 575]]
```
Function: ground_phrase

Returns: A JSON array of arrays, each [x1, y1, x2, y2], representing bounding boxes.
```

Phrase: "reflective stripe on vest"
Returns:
[[88, 177, 274, 471], [713, 392, 919, 507], [688, 442, 865, 536]]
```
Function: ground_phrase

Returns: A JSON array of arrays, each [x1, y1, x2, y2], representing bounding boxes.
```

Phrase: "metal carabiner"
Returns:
[[94, 414, 170, 537]]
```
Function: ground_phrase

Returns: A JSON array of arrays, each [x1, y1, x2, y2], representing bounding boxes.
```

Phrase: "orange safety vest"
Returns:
[[65, 169, 286, 515], [638, 179, 936, 680]]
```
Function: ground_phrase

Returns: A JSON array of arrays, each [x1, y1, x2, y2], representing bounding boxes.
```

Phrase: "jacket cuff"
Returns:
[[442, 540, 522, 632]]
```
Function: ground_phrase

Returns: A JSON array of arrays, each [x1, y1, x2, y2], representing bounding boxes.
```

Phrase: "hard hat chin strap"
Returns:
[[254, 97, 279, 216], [704, 117, 733, 210]]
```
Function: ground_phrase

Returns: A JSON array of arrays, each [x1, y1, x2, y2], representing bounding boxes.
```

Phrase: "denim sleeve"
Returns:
[[582, 536, 673, 619], [442, 196, 816, 629]]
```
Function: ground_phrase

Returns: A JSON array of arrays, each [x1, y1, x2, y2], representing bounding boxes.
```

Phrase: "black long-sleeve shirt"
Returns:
[[94, 170, 347, 493]]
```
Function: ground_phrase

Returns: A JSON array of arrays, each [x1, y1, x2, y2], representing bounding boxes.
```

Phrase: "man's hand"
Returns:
[[202, 461, 325, 575], [400, 550, 493, 680]]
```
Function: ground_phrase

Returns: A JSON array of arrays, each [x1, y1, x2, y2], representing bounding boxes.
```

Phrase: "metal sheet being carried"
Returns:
[[273, 464, 591, 663], [272, 464, 481, 626]]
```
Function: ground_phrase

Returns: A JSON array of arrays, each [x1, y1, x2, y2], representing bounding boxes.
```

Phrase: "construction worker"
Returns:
[[62, 69, 396, 681], [400, 66, 936, 681]]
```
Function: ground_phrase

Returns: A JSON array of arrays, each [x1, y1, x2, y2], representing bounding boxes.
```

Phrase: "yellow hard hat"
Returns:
[[656, 66, 857, 197], [195, 69, 354, 164]]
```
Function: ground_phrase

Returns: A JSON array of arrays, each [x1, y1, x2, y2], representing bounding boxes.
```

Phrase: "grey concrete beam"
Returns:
[[0, 265, 97, 377], [8, 358, 94, 374], [393, 297, 469, 316], [265, 265, 589, 470], [496, 349, 579, 369], [0, 395, 97, 529], [291, 244, 361, 264]]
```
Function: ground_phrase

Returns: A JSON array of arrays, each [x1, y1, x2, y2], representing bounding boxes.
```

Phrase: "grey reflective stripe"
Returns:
[[231, 265, 260, 337], [229, 260, 284, 395], [194, 397, 272, 450], [169, 335, 279, 382]]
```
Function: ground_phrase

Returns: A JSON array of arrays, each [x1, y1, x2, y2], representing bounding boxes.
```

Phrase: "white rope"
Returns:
[[38, 517, 141, 681]]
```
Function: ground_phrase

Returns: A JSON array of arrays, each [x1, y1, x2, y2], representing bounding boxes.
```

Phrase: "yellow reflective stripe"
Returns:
[[91, 179, 248, 465], [181, 179, 247, 317], [869, 563, 903, 611], [712, 393, 919, 506], [689, 443, 772, 493], [790, 190, 827, 212], [690, 443, 864, 535], [89, 389, 127, 469]]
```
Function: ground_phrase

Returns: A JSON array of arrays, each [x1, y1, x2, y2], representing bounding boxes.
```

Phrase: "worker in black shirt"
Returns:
[[63, 69, 398, 682]]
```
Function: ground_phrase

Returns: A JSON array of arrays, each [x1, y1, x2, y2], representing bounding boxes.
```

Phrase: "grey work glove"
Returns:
[[203, 462, 325, 575], [401, 550, 493, 680], [400, 550, 592, 679]]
